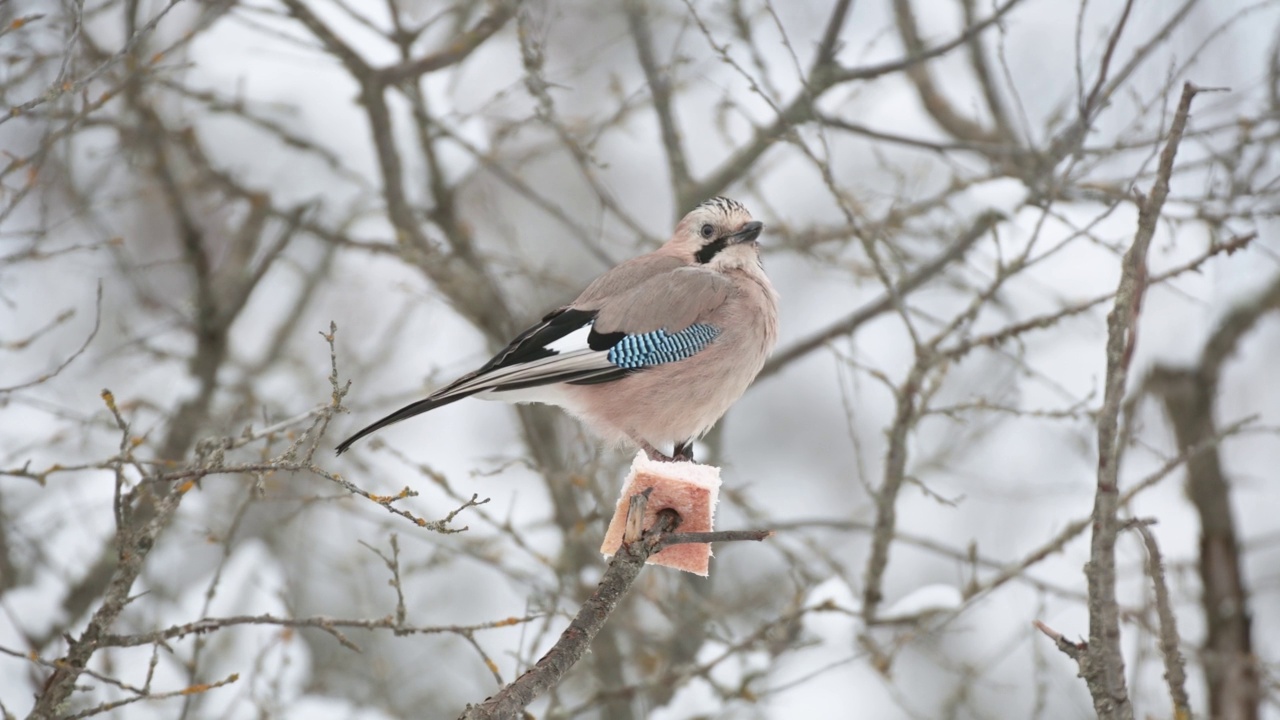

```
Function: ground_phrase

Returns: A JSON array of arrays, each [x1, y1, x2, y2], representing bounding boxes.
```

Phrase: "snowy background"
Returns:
[[2, 0, 1279, 717]]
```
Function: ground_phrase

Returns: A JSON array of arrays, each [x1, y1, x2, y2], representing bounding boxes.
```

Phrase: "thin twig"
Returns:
[[98, 612, 539, 651], [1, 0, 188, 126], [760, 210, 1002, 380], [1132, 521, 1192, 718], [1034, 620, 1085, 662], [0, 281, 102, 393]]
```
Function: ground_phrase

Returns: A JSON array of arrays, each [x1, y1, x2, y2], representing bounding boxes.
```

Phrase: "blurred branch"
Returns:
[[689, 0, 1027, 202], [624, 0, 694, 208], [760, 209, 1002, 380], [0, 0, 187, 127], [816, 113, 1021, 156], [282, 0, 516, 340], [941, 232, 1257, 363], [1199, 272, 1280, 382], [460, 493, 677, 720], [567, 595, 833, 711], [62, 672, 238, 720], [119, 73, 239, 463], [0, 636, 242, 720], [23, 13, 267, 695], [374, 0, 517, 86], [1047, 0, 1199, 163], [144, 458, 486, 532], [1152, 367, 1261, 720], [1079, 0, 1137, 126], [892, 0, 1006, 145], [0, 281, 101, 394], [812, 0, 854, 68], [860, 358, 927, 626], [515, 11, 656, 241], [428, 119, 620, 266], [960, 0, 1017, 141], [1145, 271, 1280, 720], [1001, 415, 1255, 601]]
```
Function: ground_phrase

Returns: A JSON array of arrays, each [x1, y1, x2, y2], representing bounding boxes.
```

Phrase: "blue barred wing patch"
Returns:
[[606, 324, 721, 369]]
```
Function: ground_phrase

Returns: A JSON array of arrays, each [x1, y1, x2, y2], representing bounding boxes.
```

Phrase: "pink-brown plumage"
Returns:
[[336, 197, 778, 461], [558, 264, 777, 453]]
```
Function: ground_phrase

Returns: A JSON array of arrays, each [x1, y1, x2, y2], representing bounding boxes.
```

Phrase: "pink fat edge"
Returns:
[[600, 451, 722, 576]]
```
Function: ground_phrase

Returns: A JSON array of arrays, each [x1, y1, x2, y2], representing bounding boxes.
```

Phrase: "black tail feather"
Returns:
[[334, 390, 473, 455]]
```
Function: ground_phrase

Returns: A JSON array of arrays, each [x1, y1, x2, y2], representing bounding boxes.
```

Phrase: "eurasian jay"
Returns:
[[336, 196, 779, 462]]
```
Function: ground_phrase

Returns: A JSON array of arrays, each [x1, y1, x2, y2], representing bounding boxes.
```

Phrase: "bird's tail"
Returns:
[[334, 346, 618, 455], [334, 379, 480, 455]]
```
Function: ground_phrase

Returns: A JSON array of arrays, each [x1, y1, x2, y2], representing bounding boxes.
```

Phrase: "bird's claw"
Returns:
[[643, 442, 694, 463]]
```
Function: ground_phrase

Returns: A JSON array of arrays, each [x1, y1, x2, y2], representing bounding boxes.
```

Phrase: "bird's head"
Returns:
[[667, 197, 764, 271]]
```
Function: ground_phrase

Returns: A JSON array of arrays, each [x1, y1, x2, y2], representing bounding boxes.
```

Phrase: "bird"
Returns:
[[335, 196, 779, 462]]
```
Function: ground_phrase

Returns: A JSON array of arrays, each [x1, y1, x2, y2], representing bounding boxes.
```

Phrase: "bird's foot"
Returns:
[[639, 440, 682, 463], [638, 440, 695, 463], [641, 442, 674, 462]]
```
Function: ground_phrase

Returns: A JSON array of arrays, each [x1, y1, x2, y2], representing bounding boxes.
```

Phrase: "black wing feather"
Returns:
[[336, 307, 633, 455], [477, 308, 597, 373]]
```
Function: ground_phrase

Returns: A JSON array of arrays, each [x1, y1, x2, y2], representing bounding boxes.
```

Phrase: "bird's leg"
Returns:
[[671, 441, 694, 463]]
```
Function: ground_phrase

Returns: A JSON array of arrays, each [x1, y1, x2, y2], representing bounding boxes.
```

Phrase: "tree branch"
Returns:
[[891, 0, 1004, 144], [759, 209, 1002, 381], [1145, 271, 1278, 720], [624, 0, 694, 208], [689, 0, 1029, 202], [459, 493, 771, 719], [375, 0, 517, 86], [1133, 521, 1192, 718], [1081, 81, 1203, 720]]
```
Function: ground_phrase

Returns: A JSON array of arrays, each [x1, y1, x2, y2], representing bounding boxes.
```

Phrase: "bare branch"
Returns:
[[1, 0, 186, 126], [861, 360, 928, 625], [689, 0, 1029, 201], [375, 0, 517, 85], [1133, 521, 1192, 718], [942, 233, 1257, 363], [1082, 81, 1204, 720], [99, 612, 539, 651], [459, 495, 678, 719], [760, 210, 1002, 380], [892, 0, 1004, 144], [8, 1, 1278, 716], [1146, 270, 1278, 720], [0, 281, 101, 393], [624, 0, 694, 208], [460, 493, 773, 719]]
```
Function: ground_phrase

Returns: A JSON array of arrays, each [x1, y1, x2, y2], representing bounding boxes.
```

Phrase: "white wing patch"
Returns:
[[546, 322, 594, 354]]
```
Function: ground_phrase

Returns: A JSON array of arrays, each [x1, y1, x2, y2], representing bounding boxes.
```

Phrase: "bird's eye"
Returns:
[[700, 223, 715, 239]]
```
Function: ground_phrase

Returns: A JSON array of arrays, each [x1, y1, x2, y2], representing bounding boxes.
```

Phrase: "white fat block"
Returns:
[[600, 451, 722, 576]]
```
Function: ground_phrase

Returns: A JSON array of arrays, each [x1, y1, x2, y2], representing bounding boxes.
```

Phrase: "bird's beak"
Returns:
[[729, 220, 764, 245]]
